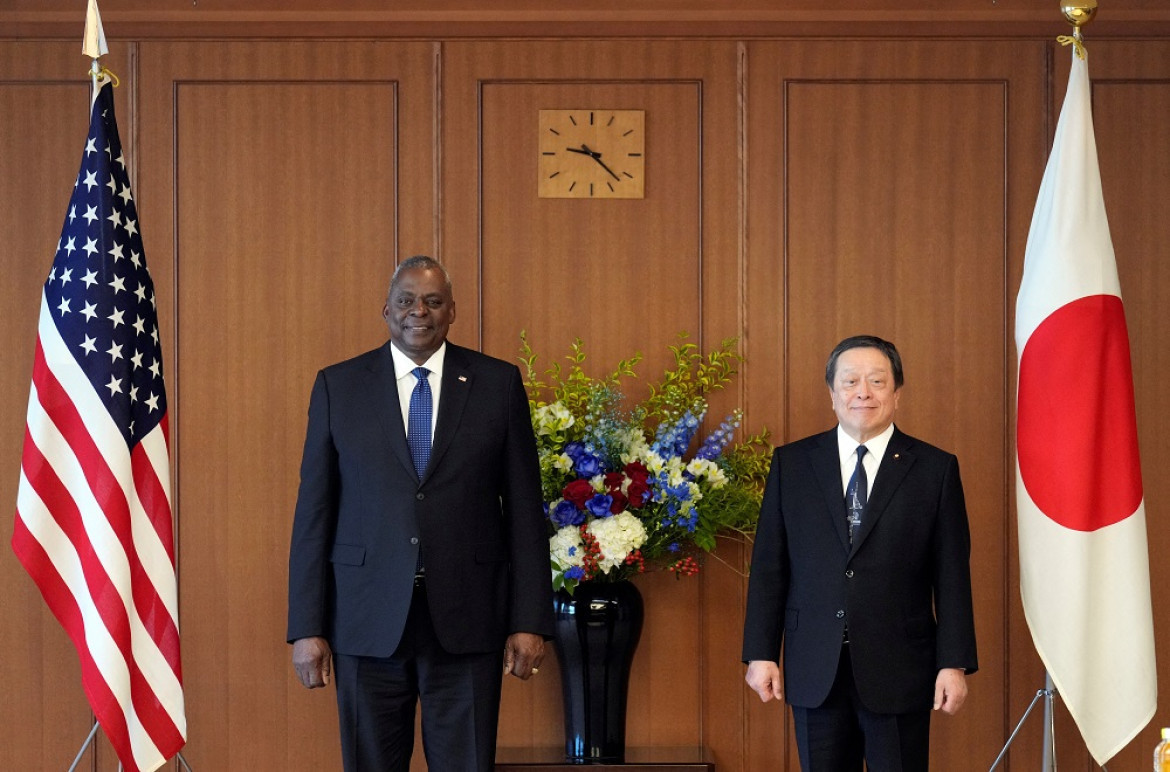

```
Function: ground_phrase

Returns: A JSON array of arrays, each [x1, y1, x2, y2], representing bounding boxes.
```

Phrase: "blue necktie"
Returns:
[[846, 445, 868, 544], [408, 367, 432, 479]]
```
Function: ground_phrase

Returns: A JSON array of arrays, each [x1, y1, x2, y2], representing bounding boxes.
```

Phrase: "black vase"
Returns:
[[551, 580, 644, 764]]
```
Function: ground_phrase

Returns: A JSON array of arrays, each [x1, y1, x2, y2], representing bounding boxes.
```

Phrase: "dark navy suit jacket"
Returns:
[[287, 341, 554, 656], [742, 426, 978, 714]]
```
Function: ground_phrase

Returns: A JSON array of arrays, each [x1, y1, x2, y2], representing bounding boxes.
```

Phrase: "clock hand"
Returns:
[[576, 144, 621, 181], [566, 147, 592, 155], [591, 155, 621, 182]]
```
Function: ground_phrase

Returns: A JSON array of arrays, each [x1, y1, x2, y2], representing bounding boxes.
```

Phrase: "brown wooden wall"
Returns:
[[2, 3, 1169, 770]]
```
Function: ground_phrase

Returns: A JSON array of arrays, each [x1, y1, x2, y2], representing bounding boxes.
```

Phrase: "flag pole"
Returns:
[[62, 4, 195, 771], [991, 3, 1100, 771], [988, 674, 1058, 771], [64, 4, 110, 770], [82, 0, 108, 103]]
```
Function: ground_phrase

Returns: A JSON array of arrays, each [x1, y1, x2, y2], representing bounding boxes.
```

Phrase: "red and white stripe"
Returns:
[[14, 298, 186, 772]]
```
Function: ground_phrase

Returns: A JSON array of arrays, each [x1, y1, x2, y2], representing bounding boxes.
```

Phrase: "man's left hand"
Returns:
[[933, 668, 968, 715], [503, 632, 545, 679]]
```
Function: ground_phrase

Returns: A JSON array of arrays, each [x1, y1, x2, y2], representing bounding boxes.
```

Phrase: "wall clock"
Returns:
[[538, 109, 645, 199]]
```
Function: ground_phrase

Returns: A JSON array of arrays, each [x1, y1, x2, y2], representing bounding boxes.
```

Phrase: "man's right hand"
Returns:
[[745, 660, 784, 703], [292, 636, 333, 689]]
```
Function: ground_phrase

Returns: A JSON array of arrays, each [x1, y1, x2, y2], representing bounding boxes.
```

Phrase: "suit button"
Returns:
[[836, 610, 845, 619], [410, 537, 419, 545], [416, 492, 425, 500], [845, 570, 854, 578]]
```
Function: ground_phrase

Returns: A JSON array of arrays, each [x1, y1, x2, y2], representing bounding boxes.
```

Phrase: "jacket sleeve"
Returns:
[[931, 453, 979, 674], [500, 365, 556, 638], [286, 370, 339, 643], [742, 448, 788, 663]]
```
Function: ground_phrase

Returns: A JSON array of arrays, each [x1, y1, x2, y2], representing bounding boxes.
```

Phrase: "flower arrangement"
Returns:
[[520, 332, 772, 594]]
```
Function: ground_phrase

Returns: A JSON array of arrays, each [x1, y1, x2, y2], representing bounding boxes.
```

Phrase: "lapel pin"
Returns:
[[458, 375, 467, 382]]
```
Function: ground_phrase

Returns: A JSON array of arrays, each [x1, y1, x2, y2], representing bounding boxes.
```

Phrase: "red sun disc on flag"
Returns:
[[1017, 294, 1143, 531]]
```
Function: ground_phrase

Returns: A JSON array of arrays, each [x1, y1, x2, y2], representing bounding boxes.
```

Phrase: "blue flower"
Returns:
[[696, 413, 741, 460], [565, 565, 586, 580], [573, 452, 603, 478], [551, 499, 585, 527], [564, 441, 587, 460], [585, 493, 614, 518]]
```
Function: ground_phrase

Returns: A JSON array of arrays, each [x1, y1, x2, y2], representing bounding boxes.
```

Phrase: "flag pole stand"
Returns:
[[67, 719, 194, 772], [988, 673, 1057, 771]]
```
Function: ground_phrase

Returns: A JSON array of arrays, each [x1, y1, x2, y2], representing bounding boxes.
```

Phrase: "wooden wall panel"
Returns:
[[134, 41, 436, 770], [3, 0, 1169, 38], [1, 25, 1169, 772], [745, 39, 1048, 771], [441, 39, 746, 767]]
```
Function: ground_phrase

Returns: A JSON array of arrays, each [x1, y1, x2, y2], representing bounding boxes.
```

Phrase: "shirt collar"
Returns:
[[837, 421, 895, 465], [390, 341, 447, 381]]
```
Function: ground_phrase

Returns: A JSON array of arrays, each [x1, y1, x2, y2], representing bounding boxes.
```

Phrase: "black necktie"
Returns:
[[846, 445, 868, 544]]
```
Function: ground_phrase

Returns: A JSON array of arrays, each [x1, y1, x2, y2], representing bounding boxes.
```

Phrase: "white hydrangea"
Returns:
[[588, 512, 648, 574], [550, 525, 585, 571]]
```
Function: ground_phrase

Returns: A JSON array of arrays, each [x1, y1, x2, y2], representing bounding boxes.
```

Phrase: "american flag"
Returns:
[[12, 80, 186, 771]]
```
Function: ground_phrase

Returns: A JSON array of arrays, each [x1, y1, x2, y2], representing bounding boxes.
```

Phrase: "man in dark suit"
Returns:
[[287, 255, 554, 771], [742, 335, 977, 771]]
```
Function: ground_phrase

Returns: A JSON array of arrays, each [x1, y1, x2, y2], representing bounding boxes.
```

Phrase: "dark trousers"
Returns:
[[334, 581, 504, 772], [791, 645, 931, 772]]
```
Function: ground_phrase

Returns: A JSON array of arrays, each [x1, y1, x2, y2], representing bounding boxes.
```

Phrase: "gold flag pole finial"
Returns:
[[1058, 1, 1096, 59], [82, 0, 114, 95]]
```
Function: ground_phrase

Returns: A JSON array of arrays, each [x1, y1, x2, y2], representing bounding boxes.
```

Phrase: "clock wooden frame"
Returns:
[[538, 109, 645, 199]]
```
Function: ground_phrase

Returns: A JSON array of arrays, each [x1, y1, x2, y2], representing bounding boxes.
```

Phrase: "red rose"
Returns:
[[604, 472, 626, 492], [609, 490, 629, 513], [563, 479, 595, 508], [626, 479, 650, 509], [624, 461, 650, 483]]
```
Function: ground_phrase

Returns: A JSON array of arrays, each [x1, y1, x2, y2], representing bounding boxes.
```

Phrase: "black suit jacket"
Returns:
[[742, 427, 978, 714], [287, 341, 554, 656]]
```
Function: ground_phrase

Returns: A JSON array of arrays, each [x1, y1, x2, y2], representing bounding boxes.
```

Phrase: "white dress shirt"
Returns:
[[836, 422, 895, 498], [390, 341, 446, 443]]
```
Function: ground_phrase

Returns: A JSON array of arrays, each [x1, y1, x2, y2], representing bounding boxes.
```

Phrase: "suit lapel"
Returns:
[[811, 431, 852, 553], [851, 426, 915, 553], [424, 343, 473, 480], [373, 343, 419, 482]]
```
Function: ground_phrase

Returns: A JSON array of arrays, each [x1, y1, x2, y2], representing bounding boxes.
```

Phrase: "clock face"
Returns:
[[538, 109, 645, 199]]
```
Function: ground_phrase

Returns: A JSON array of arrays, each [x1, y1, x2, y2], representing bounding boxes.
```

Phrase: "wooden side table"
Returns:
[[495, 746, 714, 771]]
